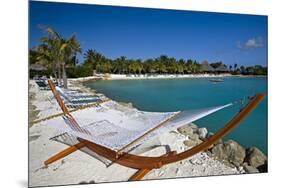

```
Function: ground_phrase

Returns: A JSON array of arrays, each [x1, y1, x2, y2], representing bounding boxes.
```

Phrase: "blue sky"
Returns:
[[29, 1, 268, 66]]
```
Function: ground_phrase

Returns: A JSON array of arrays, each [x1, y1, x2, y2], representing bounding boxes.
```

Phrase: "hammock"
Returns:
[[51, 102, 232, 153]]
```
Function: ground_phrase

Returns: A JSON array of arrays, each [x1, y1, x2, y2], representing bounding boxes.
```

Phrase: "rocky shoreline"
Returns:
[[70, 78, 268, 175], [177, 123, 267, 174]]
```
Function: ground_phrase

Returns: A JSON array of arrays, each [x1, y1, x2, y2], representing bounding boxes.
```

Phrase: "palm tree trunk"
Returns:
[[58, 63, 62, 86], [52, 63, 58, 83], [62, 63, 67, 89]]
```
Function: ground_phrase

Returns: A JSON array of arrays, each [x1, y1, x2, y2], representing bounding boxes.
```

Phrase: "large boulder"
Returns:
[[197, 127, 208, 139], [244, 147, 267, 169], [211, 140, 246, 166], [177, 124, 194, 137]]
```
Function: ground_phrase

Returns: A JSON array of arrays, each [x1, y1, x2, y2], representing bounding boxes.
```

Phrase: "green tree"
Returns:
[[36, 27, 81, 88]]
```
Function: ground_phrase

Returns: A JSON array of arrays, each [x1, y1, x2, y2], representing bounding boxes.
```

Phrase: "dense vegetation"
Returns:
[[30, 28, 268, 86]]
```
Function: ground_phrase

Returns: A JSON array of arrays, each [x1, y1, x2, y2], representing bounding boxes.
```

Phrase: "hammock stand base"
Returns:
[[44, 80, 265, 181]]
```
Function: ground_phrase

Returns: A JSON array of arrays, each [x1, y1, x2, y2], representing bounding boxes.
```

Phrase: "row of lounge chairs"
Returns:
[[33, 77, 103, 108], [55, 86, 103, 108], [35, 79, 50, 90]]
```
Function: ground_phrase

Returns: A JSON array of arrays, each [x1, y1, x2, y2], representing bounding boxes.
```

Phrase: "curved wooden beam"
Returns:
[[77, 93, 265, 169], [129, 151, 176, 181]]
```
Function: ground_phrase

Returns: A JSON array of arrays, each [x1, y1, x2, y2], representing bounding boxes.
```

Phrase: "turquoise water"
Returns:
[[84, 77, 268, 154]]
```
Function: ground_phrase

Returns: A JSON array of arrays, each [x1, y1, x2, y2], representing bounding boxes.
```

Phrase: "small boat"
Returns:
[[209, 78, 224, 83]]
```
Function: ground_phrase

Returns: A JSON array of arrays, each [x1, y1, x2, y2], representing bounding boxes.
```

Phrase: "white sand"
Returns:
[[68, 73, 232, 82], [107, 73, 232, 80], [29, 80, 240, 187]]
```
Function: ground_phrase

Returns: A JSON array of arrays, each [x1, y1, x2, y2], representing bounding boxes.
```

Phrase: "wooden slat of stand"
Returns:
[[31, 98, 110, 125], [129, 151, 177, 181], [129, 169, 152, 181], [44, 142, 86, 166]]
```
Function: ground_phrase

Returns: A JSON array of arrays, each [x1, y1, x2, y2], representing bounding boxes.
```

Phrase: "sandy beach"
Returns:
[[28, 77, 253, 187], [75, 73, 233, 81]]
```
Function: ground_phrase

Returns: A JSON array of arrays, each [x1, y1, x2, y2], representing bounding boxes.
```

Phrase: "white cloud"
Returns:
[[237, 37, 264, 49]]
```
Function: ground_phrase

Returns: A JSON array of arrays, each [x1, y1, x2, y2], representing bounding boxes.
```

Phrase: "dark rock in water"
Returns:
[[244, 147, 267, 169], [197, 127, 208, 139], [177, 124, 194, 136], [211, 140, 246, 166], [243, 163, 259, 173]]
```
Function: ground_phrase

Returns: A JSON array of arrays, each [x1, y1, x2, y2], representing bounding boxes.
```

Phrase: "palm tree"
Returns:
[[62, 35, 81, 88], [84, 49, 96, 69], [37, 34, 60, 82], [84, 49, 106, 73], [234, 63, 238, 71], [38, 27, 81, 88]]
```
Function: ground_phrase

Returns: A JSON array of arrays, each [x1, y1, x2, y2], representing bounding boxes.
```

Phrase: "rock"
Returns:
[[237, 166, 245, 173], [206, 150, 214, 157], [183, 140, 197, 147], [183, 134, 203, 148], [189, 133, 199, 141], [257, 162, 268, 173], [197, 127, 208, 139], [177, 124, 194, 136], [211, 140, 246, 166], [189, 123, 198, 131], [196, 138, 203, 145], [244, 147, 267, 169], [243, 163, 259, 173]]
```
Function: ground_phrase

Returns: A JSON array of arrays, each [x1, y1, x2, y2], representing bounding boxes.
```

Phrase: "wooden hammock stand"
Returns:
[[45, 80, 265, 181]]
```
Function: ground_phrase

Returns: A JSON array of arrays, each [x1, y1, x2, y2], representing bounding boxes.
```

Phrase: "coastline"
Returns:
[[68, 73, 267, 83], [28, 77, 267, 187]]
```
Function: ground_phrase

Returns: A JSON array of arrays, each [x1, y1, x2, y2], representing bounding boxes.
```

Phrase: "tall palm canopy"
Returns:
[[35, 27, 81, 88]]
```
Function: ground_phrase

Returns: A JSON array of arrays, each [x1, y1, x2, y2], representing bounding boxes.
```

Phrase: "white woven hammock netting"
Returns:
[[48, 100, 232, 153]]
